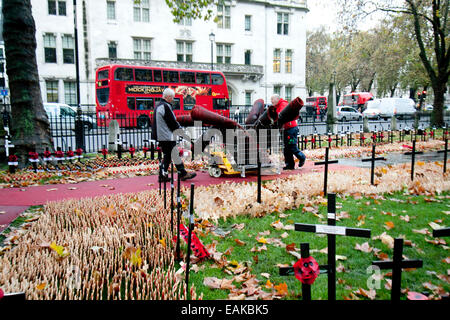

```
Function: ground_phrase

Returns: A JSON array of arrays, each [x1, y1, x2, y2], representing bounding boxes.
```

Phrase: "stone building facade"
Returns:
[[30, 0, 308, 110]]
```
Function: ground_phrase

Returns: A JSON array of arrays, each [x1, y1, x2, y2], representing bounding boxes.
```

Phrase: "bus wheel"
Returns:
[[137, 115, 150, 129]]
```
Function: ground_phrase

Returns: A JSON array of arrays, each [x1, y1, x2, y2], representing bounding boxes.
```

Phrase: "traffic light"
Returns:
[[422, 90, 427, 98]]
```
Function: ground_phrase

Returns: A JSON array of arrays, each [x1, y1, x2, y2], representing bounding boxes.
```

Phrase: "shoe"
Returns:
[[158, 175, 171, 183], [180, 172, 197, 181], [298, 160, 305, 168], [283, 166, 295, 170]]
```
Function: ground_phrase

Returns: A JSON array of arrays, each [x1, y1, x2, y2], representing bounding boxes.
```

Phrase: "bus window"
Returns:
[[98, 69, 109, 80], [114, 68, 134, 81], [163, 70, 179, 83], [153, 70, 162, 82], [211, 73, 224, 85], [135, 69, 153, 82], [127, 97, 136, 110], [196, 72, 210, 84], [180, 72, 195, 83], [136, 98, 154, 110], [97, 87, 109, 106], [213, 98, 229, 110]]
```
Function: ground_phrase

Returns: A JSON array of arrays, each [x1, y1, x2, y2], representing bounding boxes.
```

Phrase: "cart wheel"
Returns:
[[208, 166, 222, 178]]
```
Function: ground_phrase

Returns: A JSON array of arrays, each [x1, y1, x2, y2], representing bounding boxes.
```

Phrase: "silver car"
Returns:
[[336, 106, 363, 122]]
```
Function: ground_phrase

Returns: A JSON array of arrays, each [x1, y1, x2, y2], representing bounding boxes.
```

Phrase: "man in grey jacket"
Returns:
[[151, 88, 196, 182]]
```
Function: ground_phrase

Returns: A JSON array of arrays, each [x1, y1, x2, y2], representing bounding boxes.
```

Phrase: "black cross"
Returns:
[[437, 138, 449, 173], [362, 144, 387, 185], [310, 134, 316, 149], [404, 140, 424, 181], [281, 193, 371, 300], [359, 132, 367, 146], [185, 183, 195, 299], [279, 242, 328, 300], [175, 171, 182, 262], [317, 134, 323, 148], [314, 147, 339, 196], [433, 227, 450, 237], [372, 238, 423, 301], [334, 134, 340, 148], [347, 132, 354, 147], [257, 160, 262, 203], [388, 130, 394, 144]]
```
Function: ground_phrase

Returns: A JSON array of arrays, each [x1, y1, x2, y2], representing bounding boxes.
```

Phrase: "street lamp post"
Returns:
[[73, 0, 85, 151], [209, 32, 215, 71]]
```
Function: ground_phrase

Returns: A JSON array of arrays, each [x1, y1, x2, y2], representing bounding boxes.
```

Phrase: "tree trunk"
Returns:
[[2, 0, 53, 167], [431, 81, 446, 127]]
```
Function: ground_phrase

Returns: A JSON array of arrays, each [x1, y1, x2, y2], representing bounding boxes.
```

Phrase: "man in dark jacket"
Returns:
[[271, 94, 306, 170], [151, 88, 196, 182]]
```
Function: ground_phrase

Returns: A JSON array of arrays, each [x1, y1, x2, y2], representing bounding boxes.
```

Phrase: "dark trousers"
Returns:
[[159, 141, 187, 176], [283, 126, 306, 168]]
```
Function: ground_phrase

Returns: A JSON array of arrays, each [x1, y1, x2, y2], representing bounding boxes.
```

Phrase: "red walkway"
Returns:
[[0, 161, 356, 232]]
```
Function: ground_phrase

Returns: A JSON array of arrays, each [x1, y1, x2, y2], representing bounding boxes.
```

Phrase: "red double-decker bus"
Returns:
[[95, 64, 230, 128], [305, 96, 327, 116]]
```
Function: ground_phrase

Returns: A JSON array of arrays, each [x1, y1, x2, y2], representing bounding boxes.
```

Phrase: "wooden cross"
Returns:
[[0, 292, 26, 300], [170, 163, 174, 234], [327, 134, 333, 149], [372, 238, 423, 301], [281, 193, 371, 300], [437, 138, 449, 173], [314, 147, 339, 196], [310, 134, 316, 149], [317, 134, 323, 148], [333, 134, 340, 148], [257, 160, 262, 203], [404, 140, 424, 181], [362, 144, 387, 185]]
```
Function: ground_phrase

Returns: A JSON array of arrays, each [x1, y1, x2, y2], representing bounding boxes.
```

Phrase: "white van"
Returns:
[[362, 99, 382, 119], [44, 103, 96, 131], [378, 98, 416, 120]]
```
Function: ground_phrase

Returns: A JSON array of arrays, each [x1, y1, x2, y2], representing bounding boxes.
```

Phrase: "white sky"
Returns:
[[305, 0, 339, 32]]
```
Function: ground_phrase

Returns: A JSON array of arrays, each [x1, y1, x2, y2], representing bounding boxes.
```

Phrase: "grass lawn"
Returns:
[[187, 191, 450, 300]]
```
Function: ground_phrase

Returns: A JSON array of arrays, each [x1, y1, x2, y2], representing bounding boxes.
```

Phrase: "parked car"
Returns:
[[378, 98, 416, 120], [44, 103, 96, 131], [362, 99, 382, 120], [424, 104, 434, 111], [336, 106, 363, 122]]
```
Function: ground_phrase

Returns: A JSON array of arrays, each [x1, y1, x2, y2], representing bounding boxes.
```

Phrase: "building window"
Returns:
[[134, 0, 150, 22], [245, 15, 251, 31], [133, 38, 151, 60], [216, 44, 231, 64], [46, 80, 59, 102], [217, 4, 231, 29], [273, 86, 281, 96], [179, 17, 192, 26], [108, 41, 117, 59], [285, 86, 292, 102], [107, 1, 116, 20], [273, 48, 281, 73], [44, 34, 57, 63], [245, 91, 252, 105], [244, 50, 251, 65], [62, 35, 75, 64], [64, 81, 77, 105], [48, 1, 66, 16], [277, 12, 289, 35], [285, 49, 292, 73], [176, 41, 193, 62]]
